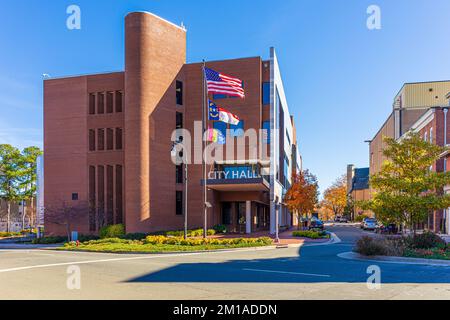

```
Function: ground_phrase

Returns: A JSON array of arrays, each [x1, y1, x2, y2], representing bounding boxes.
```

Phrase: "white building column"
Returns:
[[246, 201, 252, 234]]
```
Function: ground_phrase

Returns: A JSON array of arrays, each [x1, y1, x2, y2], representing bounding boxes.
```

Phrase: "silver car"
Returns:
[[362, 218, 377, 231]]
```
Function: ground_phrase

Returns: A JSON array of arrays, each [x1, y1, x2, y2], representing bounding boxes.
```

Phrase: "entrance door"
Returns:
[[222, 202, 232, 226]]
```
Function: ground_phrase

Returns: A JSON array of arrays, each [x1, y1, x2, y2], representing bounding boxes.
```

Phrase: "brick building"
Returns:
[[43, 12, 301, 236]]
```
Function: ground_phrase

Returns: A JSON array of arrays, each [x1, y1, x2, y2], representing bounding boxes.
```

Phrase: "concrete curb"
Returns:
[[338, 251, 450, 267], [303, 233, 341, 247]]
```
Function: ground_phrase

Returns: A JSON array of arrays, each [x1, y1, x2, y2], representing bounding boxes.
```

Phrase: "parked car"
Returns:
[[309, 218, 324, 230], [362, 218, 378, 231], [375, 223, 399, 235]]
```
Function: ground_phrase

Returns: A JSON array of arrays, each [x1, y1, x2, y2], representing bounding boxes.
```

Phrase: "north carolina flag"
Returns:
[[208, 101, 240, 125]]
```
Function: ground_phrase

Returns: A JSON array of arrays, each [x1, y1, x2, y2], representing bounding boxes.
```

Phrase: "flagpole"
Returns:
[[202, 60, 208, 239]]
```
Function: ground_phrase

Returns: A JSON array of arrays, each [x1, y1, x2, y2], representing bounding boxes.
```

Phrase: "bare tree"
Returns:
[[44, 201, 89, 241]]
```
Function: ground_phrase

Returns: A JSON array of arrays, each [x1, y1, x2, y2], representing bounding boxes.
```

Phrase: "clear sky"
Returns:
[[1, 0, 450, 193]]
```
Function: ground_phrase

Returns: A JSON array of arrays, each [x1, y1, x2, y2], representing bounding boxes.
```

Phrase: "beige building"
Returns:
[[370, 81, 450, 177]]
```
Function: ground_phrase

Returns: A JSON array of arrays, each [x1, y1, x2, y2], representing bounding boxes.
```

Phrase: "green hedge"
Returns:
[[99, 224, 125, 239], [63, 236, 273, 249], [0, 232, 22, 238], [292, 230, 330, 239], [32, 236, 68, 244]]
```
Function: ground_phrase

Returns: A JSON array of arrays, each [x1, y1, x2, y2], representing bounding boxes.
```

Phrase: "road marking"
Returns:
[[243, 268, 331, 278], [0, 247, 277, 274]]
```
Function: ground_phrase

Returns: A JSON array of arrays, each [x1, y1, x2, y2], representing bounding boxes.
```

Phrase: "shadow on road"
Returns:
[[126, 244, 450, 285]]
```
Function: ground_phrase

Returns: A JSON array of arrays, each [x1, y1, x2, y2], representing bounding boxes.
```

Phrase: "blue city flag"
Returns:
[[208, 101, 220, 121]]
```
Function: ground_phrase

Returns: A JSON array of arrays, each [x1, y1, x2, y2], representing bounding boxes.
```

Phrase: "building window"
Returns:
[[89, 129, 96, 151], [89, 166, 96, 231], [424, 132, 428, 142], [176, 191, 183, 215], [115, 165, 123, 224], [98, 93, 105, 114], [116, 128, 123, 150], [176, 112, 183, 129], [107, 128, 114, 150], [89, 94, 96, 115], [230, 121, 244, 137], [72, 193, 79, 201], [262, 82, 270, 105], [430, 127, 433, 144], [263, 121, 271, 144], [176, 165, 183, 184], [176, 81, 183, 105], [98, 129, 105, 151], [106, 92, 114, 114], [116, 91, 123, 113]]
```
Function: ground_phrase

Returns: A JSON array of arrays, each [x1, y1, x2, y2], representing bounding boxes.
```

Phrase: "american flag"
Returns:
[[204, 67, 245, 98]]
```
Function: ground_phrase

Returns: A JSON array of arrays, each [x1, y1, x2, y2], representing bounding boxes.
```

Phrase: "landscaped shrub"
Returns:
[[407, 232, 446, 249], [0, 232, 21, 238], [143, 235, 272, 247], [99, 224, 125, 239], [292, 230, 330, 239], [354, 236, 387, 256], [78, 234, 100, 242], [32, 236, 68, 244], [122, 233, 148, 240], [165, 228, 216, 237], [213, 224, 227, 234]]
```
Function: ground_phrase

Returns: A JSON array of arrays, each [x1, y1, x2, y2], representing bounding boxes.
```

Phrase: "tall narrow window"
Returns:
[[176, 112, 183, 129], [115, 165, 123, 224], [115, 128, 123, 150], [89, 129, 96, 151], [98, 93, 105, 114], [116, 91, 123, 113], [176, 81, 183, 105], [106, 165, 114, 225], [430, 127, 433, 144], [89, 94, 96, 115], [107, 128, 114, 150], [98, 129, 105, 151], [89, 166, 96, 231], [176, 191, 183, 215], [176, 165, 183, 184], [106, 92, 114, 114], [262, 82, 270, 105], [97, 165, 105, 227]]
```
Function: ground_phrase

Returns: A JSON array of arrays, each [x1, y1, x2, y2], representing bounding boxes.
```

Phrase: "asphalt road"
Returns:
[[0, 225, 449, 300]]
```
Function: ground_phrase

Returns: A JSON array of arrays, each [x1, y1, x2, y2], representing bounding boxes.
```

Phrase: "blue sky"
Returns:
[[1, 0, 450, 193]]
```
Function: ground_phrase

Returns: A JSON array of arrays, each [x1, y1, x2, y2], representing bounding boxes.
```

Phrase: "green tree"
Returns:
[[17, 147, 43, 229], [0, 145, 22, 232], [360, 133, 450, 234]]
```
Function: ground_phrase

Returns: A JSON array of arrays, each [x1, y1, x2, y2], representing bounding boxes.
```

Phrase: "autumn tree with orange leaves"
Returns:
[[322, 175, 348, 219], [284, 170, 319, 230]]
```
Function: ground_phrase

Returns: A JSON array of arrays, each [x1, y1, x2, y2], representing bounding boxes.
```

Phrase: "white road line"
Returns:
[[243, 268, 331, 278], [0, 247, 274, 274]]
